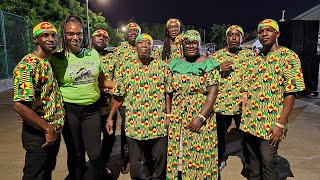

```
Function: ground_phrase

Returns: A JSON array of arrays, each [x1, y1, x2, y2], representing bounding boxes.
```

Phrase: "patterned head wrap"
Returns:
[[125, 22, 141, 34], [166, 18, 181, 28], [91, 29, 109, 38], [135, 33, 153, 47], [183, 30, 201, 42], [258, 19, 279, 32], [33, 22, 57, 38], [226, 25, 244, 37]]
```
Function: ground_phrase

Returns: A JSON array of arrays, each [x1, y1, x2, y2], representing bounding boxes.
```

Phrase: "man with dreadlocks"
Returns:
[[13, 22, 64, 180], [50, 15, 112, 180]]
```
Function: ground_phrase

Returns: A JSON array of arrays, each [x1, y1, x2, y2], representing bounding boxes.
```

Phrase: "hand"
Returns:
[[267, 125, 283, 146], [17, 114, 23, 123], [187, 117, 203, 133], [165, 116, 170, 128], [106, 119, 114, 135], [220, 61, 233, 71], [42, 125, 57, 148]]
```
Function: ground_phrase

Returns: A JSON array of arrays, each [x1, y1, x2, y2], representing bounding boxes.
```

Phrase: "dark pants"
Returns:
[[63, 102, 106, 180], [216, 113, 249, 164], [119, 106, 130, 165], [22, 125, 61, 180], [245, 133, 279, 180], [100, 113, 117, 165], [129, 136, 167, 180]]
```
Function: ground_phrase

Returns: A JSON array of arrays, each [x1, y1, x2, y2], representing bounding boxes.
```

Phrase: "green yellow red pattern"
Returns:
[[13, 54, 65, 132], [240, 47, 305, 140], [113, 59, 172, 140], [111, 41, 161, 105], [212, 48, 255, 115], [167, 68, 219, 179]]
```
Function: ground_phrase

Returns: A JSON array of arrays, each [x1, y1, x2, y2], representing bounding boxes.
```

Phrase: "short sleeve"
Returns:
[[112, 62, 127, 97], [282, 51, 305, 93], [205, 68, 219, 87], [13, 62, 35, 101], [101, 53, 115, 81]]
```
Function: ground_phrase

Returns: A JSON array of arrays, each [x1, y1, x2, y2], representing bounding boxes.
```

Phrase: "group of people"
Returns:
[[13, 15, 305, 180]]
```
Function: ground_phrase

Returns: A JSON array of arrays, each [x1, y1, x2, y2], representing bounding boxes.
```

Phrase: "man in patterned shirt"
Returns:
[[12, 22, 64, 180], [104, 22, 141, 174], [212, 25, 254, 171], [106, 22, 161, 174], [91, 27, 114, 175], [106, 34, 172, 179], [240, 19, 305, 179]]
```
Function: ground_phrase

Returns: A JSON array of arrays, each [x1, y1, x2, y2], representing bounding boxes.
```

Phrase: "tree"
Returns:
[[0, 0, 113, 44], [209, 23, 229, 50]]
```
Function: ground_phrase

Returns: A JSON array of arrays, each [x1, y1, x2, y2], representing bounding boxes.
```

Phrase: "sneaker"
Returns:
[[218, 161, 227, 172]]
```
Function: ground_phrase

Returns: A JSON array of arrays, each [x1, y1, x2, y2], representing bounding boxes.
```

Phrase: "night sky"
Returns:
[[86, 0, 320, 32]]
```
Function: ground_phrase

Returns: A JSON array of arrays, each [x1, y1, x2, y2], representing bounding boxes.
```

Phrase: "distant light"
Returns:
[[121, 26, 126, 32]]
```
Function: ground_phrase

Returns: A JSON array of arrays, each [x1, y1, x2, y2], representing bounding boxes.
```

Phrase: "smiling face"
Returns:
[[226, 29, 242, 51], [183, 39, 200, 57], [258, 25, 280, 47], [33, 31, 58, 54], [64, 22, 84, 54], [126, 28, 140, 46]]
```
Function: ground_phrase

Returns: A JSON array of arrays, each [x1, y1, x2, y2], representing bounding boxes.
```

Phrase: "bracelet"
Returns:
[[198, 113, 206, 123], [166, 114, 171, 117], [275, 122, 284, 129]]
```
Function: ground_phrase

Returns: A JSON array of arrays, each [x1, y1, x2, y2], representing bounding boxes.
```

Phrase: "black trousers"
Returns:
[[22, 125, 61, 180], [245, 133, 279, 180], [119, 106, 130, 165], [100, 113, 117, 165], [216, 113, 249, 164], [129, 136, 167, 180], [63, 102, 105, 180]]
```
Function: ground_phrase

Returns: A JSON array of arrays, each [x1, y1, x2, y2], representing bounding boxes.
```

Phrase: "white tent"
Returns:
[[241, 38, 262, 49]]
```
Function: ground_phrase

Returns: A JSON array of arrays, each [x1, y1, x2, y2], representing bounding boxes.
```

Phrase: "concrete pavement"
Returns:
[[0, 88, 319, 179]]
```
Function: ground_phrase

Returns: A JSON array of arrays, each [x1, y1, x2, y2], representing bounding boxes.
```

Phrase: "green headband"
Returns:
[[135, 33, 153, 47], [183, 30, 201, 42], [33, 22, 57, 37], [258, 19, 279, 32], [226, 25, 244, 37], [125, 23, 141, 34]]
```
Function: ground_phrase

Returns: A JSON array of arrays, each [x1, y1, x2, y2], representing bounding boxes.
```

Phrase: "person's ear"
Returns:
[[33, 37, 38, 44], [276, 31, 280, 39]]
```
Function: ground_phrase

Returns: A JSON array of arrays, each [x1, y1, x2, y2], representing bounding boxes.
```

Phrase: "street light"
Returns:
[[86, 0, 91, 46]]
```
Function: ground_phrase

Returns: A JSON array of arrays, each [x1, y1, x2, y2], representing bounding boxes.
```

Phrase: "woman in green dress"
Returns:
[[166, 30, 220, 179]]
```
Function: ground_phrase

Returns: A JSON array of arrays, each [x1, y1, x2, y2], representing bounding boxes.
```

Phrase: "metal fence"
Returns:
[[0, 10, 32, 80]]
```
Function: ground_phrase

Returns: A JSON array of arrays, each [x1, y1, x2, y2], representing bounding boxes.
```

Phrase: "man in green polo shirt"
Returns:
[[240, 19, 305, 179], [13, 22, 64, 180]]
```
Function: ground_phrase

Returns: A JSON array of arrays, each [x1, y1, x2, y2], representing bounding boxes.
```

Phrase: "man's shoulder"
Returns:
[[14, 53, 42, 71]]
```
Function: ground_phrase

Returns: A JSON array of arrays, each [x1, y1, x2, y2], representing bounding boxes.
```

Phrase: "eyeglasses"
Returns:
[[65, 32, 84, 37]]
